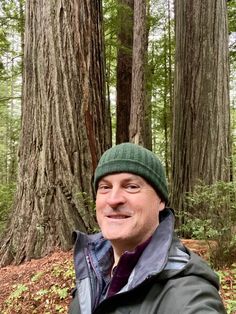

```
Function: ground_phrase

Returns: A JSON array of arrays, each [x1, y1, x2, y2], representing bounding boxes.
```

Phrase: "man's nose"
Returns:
[[106, 187, 125, 208]]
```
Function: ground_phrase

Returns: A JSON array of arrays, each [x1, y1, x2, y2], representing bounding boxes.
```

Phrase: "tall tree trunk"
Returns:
[[167, 0, 173, 181], [143, 0, 152, 150], [171, 0, 231, 214], [116, 0, 134, 144], [0, 0, 111, 266], [163, 31, 170, 181], [8, 54, 17, 184], [129, 0, 150, 147]]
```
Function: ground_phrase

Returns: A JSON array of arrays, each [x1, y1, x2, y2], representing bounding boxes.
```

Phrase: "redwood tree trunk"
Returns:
[[0, 0, 111, 266], [116, 0, 134, 144], [171, 0, 231, 213], [129, 0, 150, 147]]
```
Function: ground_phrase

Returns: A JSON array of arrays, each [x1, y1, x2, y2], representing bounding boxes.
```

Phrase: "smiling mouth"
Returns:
[[107, 215, 131, 219]]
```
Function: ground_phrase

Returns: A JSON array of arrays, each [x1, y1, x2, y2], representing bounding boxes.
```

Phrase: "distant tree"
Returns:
[[0, 0, 24, 185], [148, 0, 174, 179], [171, 0, 231, 218], [102, 0, 117, 142], [0, 0, 111, 266]]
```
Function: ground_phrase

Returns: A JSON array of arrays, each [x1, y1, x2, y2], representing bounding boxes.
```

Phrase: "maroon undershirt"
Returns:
[[106, 236, 152, 298]]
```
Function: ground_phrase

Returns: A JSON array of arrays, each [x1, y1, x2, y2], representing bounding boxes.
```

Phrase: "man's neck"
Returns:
[[112, 246, 127, 269], [113, 248, 126, 269], [111, 237, 153, 270]]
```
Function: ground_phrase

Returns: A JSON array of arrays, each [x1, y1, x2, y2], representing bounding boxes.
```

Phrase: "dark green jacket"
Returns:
[[69, 209, 226, 314]]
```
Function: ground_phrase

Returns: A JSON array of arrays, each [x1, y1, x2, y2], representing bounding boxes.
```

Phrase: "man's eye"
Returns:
[[97, 185, 110, 192], [125, 184, 140, 193]]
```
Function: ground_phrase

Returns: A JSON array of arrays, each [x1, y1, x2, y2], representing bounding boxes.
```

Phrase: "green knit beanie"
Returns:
[[94, 143, 169, 203]]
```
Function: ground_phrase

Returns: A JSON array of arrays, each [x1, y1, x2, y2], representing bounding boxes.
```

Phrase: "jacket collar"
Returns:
[[128, 208, 174, 288]]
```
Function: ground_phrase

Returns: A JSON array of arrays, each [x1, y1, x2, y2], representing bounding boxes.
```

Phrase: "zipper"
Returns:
[[85, 248, 102, 310]]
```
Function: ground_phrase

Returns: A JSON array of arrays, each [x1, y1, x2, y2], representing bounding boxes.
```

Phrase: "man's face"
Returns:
[[96, 173, 165, 252]]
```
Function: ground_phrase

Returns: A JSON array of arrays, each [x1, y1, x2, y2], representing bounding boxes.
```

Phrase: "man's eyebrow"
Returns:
[[98, 178, 110, 184], [99, 175, 142, 183]]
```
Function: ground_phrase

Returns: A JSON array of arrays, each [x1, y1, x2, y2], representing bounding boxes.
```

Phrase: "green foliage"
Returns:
[[76, 190, 98, 232], [6, 283, 28, 302], [0, 0, 25, 33], [52, 265, 67, 278], [179, 217, 219, 240], [217, 263, 236, 314], [228, 0, 236, 64], [0, 1, 24, 236], [51, 286, 69, 299], [31, 271, 44, 282], [55, 304, 66, 313], [34, 288, 49, 300], [77, 191, 95, 211], [178, 181, 236, 269], [0, 29, 10, 57]]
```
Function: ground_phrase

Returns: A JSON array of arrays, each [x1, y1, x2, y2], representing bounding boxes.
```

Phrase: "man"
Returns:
[[69, 143, 226, 314]]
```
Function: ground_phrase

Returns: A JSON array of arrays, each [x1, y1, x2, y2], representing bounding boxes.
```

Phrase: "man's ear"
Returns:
[[159, 201, 165, 212]]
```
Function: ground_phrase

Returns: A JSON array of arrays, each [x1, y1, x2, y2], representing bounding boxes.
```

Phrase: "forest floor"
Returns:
[[0, 240, 235, 314]]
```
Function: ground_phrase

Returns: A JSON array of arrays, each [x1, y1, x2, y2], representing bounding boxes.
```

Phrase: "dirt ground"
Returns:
[[0, 250, 74, 313]]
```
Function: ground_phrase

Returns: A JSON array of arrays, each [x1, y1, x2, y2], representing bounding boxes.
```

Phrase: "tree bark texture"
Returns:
[[116, 0, 134, 144], [142, 1, 152, 150], [0, 0, 111, 266], [171, 0, 231, 212], [129, 0, 149, 147]]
